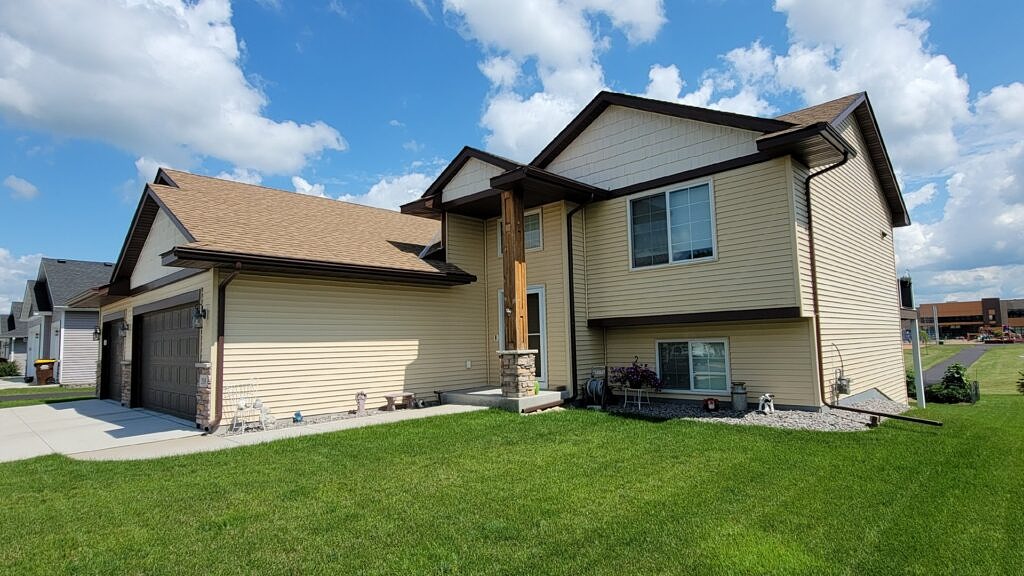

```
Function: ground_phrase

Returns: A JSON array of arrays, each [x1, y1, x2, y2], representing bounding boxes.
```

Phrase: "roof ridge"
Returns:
[[156, 169, 432, 221], [776, 92, 865, 122]]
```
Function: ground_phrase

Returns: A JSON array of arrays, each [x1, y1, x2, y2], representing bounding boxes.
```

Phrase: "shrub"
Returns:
[[925, 363, 975, 404], [609, 358, 662, 390], [0, 360, 20, 378], [1016, 371, 1024, 395], [906, 369, 916, 398]]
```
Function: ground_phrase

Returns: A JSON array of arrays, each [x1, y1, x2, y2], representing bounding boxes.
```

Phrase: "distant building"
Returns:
[[914, 298, 1024, 340]]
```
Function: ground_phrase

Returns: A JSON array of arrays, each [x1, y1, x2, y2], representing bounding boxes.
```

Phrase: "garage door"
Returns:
[[101, 321, 124, 402], [139, 305, 199, 420]]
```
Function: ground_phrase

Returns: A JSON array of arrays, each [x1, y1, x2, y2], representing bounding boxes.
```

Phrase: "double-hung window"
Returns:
[[498, 211, 542, 254], [629, 182, 715, 268], [656, 339, 730, 392]]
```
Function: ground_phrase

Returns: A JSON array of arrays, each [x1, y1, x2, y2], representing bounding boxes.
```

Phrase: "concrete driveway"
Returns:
[[0, 399, 202, 463]]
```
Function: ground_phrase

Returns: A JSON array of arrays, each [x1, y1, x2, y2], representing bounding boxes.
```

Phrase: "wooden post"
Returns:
[[501, 187, 528, 350]]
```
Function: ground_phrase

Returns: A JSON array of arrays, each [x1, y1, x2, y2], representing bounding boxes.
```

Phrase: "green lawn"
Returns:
[[2, 398, 1022, 575], [972, 344, 1024, 394], [903, 342, 968, 374], [0, 386, 95, 408]]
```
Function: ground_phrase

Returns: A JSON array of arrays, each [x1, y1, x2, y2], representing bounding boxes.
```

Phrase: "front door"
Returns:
[[498, 287, 547, 387]]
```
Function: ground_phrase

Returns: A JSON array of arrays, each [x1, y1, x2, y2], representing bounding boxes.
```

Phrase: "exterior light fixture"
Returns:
[[92, 326, 101, 341], [119, 321, 130, 339], [191, 305, 207, 329]]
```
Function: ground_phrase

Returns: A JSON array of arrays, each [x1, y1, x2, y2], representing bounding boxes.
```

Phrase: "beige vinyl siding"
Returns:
[[585, 158, 800, 319], [484, 202, 569, 389], [546, 105, 759, 190], [605, 319, 818, 408], [791, 159, 814, 315], [807, 117, 905, 402], [59, 311, 100, 385], [569, 206, 605, 384], [441, 158, 505, 203], [221, 274, 488, 418], [131, 209, 187, 289]]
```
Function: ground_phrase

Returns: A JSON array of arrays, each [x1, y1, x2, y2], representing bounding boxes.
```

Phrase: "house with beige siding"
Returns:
[[75, 90, 908, 429]]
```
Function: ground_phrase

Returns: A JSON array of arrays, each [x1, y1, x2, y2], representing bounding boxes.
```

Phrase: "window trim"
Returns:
[[626, 178, 718, 271], [654, 338, 731, 394], [497, 209, 544, 256]]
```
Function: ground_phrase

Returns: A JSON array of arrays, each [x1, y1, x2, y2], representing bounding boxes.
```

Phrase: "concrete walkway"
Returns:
[[922, 345, 991, 385], [0, 399, 487, 463]]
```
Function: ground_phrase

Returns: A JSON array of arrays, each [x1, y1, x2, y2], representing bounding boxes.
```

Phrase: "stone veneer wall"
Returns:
[[499, 350, 537, 398]]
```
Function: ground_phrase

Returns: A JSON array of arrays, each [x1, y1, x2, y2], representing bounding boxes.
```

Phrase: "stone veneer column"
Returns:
[[120, 361, 132, 407], [195, 362, 212, 428], [498, 349, 537, 398]]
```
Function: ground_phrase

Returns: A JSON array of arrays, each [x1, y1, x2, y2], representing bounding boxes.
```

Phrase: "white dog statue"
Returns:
[[758, 393, 776, 414]]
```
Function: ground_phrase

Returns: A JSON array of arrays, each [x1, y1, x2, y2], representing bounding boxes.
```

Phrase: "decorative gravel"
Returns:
[[608, 398, 909, 432]]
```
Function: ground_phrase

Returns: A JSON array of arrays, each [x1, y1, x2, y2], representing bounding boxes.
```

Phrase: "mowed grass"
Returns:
[[2, 398, 1023, 575], [0, 387, 95, 408], [903, 342, 968, 376], [972, 343, 1024, 394]]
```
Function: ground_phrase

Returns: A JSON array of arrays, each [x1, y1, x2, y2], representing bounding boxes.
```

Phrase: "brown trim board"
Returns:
[[132, 290, 201, 316], [588, 307, 803, 328], [128, 268, 205, 297]]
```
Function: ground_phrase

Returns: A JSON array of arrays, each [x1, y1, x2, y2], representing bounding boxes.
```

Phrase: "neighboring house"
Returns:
[[1, 302, 29, 373], [75, 90, 908, 429], [20, 259, 112, 383]]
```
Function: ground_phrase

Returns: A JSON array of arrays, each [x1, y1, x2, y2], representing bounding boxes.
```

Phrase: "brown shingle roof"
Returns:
[[154, 169, 465, 278], [776, 93, 863, 125]]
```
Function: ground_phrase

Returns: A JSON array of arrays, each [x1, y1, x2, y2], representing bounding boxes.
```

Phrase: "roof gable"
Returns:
[[420, 147, 521, 200], [532, 91, 794, 169], [38, 258, 114, 308]]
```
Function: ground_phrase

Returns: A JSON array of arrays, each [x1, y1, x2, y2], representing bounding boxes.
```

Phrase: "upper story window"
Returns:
[[629, 182, 716, 269], [498, 210, 542, 255]]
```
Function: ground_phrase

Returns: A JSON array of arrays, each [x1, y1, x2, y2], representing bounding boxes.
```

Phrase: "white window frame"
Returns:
[[626, 178, 718, 271], [497, 209, 543, 255], [497, 285, 548, 386], [654, 338, 731, 394]]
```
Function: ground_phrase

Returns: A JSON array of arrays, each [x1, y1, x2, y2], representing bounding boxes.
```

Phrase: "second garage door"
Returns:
[[139, 304, 199, 420]]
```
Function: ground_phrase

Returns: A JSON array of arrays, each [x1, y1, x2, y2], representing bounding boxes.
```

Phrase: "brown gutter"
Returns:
[[803, 153, 942, 427], [205, 263, 241, 433]]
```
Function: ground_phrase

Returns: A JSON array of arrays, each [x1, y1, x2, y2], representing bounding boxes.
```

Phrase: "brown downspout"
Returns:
[[566, 195, 594, 402], [804, 153, 941, 427], [204, 263, 241, 433]]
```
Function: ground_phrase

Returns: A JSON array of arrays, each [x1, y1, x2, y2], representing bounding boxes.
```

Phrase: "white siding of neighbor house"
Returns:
[[584, 157, 800, 319], [221, 273, 488, 419], [131, 209, 187, 289], [59, 311, 100, 385], [804, 116, 906, 403], [441, 158, 506, 203], [605, 319, 819, 408], [484, 202, 570, 390], [545, 105, 760, 190]]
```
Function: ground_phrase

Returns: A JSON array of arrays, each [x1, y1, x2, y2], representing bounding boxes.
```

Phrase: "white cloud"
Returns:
[[402, 139, 425, 153], [338, 172, 435, 210], [0, 249, 42, 315], [409, 0, 432, 19], [327, 1, 347, 17], [216, 168, 263, 185], [3, 174, 38, 199], [902, 183, 937, 211], [641, 65, 775, 116], [0, 1, 345, 175], [255, 0, 282, 10], [444, 0, 666, 160], [292, 176, 326, 197], [388, 119, 405, 128]]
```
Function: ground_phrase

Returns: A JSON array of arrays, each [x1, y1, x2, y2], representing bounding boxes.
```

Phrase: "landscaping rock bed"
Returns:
[[608, 398, 908, 432]]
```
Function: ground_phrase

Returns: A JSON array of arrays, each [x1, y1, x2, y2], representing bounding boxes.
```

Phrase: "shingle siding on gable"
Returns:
[[441, 158, 505, 203], [545, 105, 760, 190], [805, 116, 905, 402], [131, 209, 187, 289]]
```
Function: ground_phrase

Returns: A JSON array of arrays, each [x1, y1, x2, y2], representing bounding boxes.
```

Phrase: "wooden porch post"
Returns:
[[498, 184, 536, 398], [501, 186, 528, 350]]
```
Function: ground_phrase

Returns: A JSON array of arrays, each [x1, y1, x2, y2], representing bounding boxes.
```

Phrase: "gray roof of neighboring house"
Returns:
[[36, 258, 114, 309], [2, 302, 28, 339]]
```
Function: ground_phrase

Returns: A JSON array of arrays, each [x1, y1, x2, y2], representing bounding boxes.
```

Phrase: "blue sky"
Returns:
[[1, 0, 1022, 309]]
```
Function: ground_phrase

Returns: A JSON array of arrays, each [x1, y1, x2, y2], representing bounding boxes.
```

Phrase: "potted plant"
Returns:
[[609, 357, 662, 391]]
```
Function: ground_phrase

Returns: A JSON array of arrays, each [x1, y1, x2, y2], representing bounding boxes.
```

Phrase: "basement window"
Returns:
[[656, 339, 730, 392], [497, 210, 543, 254], [628, 181, 716, 269]]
